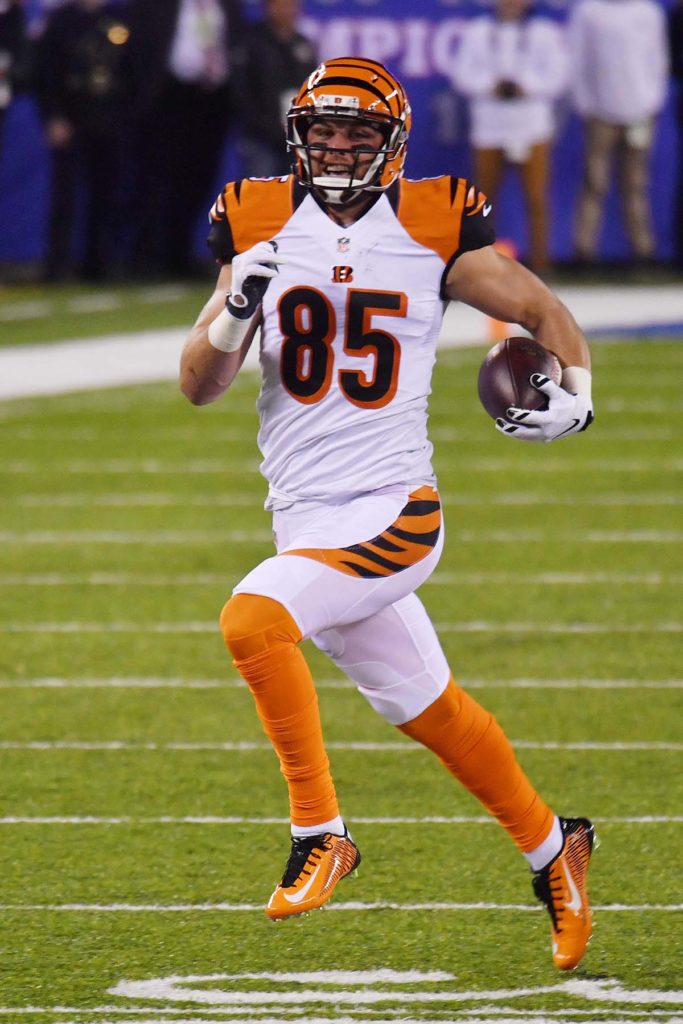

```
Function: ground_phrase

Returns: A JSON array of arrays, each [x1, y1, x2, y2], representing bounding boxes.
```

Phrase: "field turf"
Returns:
[[0, 329, 681, 1023]]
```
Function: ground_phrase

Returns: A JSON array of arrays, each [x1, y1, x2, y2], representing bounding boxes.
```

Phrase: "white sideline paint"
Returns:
[[0, 676, 680, 689], [1, 284, 682, 400], [0, 814, 679, 825], [0, 327, 189, 400], [0, 740, 679, 751], [3, 621, 680, 635]]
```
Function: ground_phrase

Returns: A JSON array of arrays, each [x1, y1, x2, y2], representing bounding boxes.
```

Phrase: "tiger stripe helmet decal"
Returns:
[[286, 56, 412, 206], [282, 486, 440, 579]]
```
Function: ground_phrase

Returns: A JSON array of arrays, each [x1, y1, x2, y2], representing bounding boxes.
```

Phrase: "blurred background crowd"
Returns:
[[0, 0, 681, 284]]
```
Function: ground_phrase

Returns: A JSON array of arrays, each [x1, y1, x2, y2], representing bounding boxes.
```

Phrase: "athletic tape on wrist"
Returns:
[[207, 307, 251, 353], [561, 365, 592, 400]]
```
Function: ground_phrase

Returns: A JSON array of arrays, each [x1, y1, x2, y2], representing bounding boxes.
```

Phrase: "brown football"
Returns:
[[477, 336, 562, 421]]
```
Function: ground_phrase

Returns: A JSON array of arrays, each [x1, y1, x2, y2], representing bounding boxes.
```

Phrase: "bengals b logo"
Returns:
[[332, 266, 354, 283]]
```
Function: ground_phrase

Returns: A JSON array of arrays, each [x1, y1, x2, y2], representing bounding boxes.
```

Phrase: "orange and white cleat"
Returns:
[[266, 828, 361, 920], [532, 816, 597, 970]]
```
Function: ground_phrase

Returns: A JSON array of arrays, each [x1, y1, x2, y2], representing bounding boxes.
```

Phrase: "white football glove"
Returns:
[[227, 240, 287, 319], [495, 373, 594, 443]]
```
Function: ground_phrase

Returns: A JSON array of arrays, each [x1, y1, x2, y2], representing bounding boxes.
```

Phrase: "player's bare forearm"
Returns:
[[445, 248, 591, 370], [179, 265, 258, 405]]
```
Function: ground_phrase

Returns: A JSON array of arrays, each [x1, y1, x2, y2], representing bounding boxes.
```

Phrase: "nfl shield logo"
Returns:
[[337, 237, 351, 253]]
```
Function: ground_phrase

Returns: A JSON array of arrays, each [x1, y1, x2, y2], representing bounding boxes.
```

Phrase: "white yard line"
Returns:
[[0, 461, 260, 474], [0, 1011, 679, 1019], [0, 572, 679, 587], [2, 621, 680, 635], [429, 572, 682, 585], [0, 530, 681, 545], [1, 459, 681, 474], [0, 900, 678, 912], [0, 531, 272, 544], [8, 494, 263, 508], [3, 492, 681, 508], [0, 1015, 679, 1024], [434, 428, 678, 442], [0, 677, 680, 689], [0, 740, 679, 751], [0, 299, 53, 320], [6, 426, 679, 442], [67, 295, 122, 314], [434, 621, 683, 634], [0, 1016, 677, 1024], [0, 677, 254, 688], [0, 815, 679, 825]]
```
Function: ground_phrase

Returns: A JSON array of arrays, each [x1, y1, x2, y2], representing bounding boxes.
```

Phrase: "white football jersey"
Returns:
[[208, 175, 494, 508]]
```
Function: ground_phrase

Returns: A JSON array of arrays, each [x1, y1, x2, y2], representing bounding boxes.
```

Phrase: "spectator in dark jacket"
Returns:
[[128, 0, 245, 278], [0, 0, 27, 157], [33, 0, 133, 281], [669, 0, 683, 268], [232, 0, 317, 178]]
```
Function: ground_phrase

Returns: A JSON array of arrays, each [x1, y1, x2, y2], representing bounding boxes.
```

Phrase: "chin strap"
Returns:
[[312, 178, 365, 206], [307, 146, 386, 206]]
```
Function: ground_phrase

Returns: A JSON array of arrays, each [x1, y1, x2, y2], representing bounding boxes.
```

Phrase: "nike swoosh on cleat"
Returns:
[[565, 868, 583, 914], [282, 863, 322, 905], [483, 204, 492, 217]]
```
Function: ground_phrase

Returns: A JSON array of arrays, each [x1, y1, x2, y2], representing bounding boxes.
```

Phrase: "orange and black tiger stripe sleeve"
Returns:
[[207, 176, 297, 265], [395, 176, 496, 296]]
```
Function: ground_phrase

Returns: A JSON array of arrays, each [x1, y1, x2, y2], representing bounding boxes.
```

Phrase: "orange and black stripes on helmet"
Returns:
[[291, 57, 410, 128], [282, 486, 441, 579]]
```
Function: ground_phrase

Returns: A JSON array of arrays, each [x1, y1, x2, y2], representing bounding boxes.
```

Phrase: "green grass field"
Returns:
[[0, 282, 210, 347], [0, 321, 681, 1023]]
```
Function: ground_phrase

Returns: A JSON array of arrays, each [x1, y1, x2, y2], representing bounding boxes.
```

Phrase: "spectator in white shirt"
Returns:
[[568, 0, 669, 266], [451, 0, 568, 275]]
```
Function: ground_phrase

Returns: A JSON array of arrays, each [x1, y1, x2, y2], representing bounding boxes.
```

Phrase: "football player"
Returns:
[[180, 57, 596, 970]]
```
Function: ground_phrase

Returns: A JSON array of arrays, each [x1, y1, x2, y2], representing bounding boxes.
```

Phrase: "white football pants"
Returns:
[[232, 485, 451, 724]]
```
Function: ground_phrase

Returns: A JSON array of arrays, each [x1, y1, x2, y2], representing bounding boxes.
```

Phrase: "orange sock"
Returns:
[[399, 677, 554, 852], [220, 593, 340, 828]]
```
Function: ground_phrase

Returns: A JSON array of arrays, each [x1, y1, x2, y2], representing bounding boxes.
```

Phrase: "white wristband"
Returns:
[[207, 307, 251, 353], [561, 365, 592, 400]]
